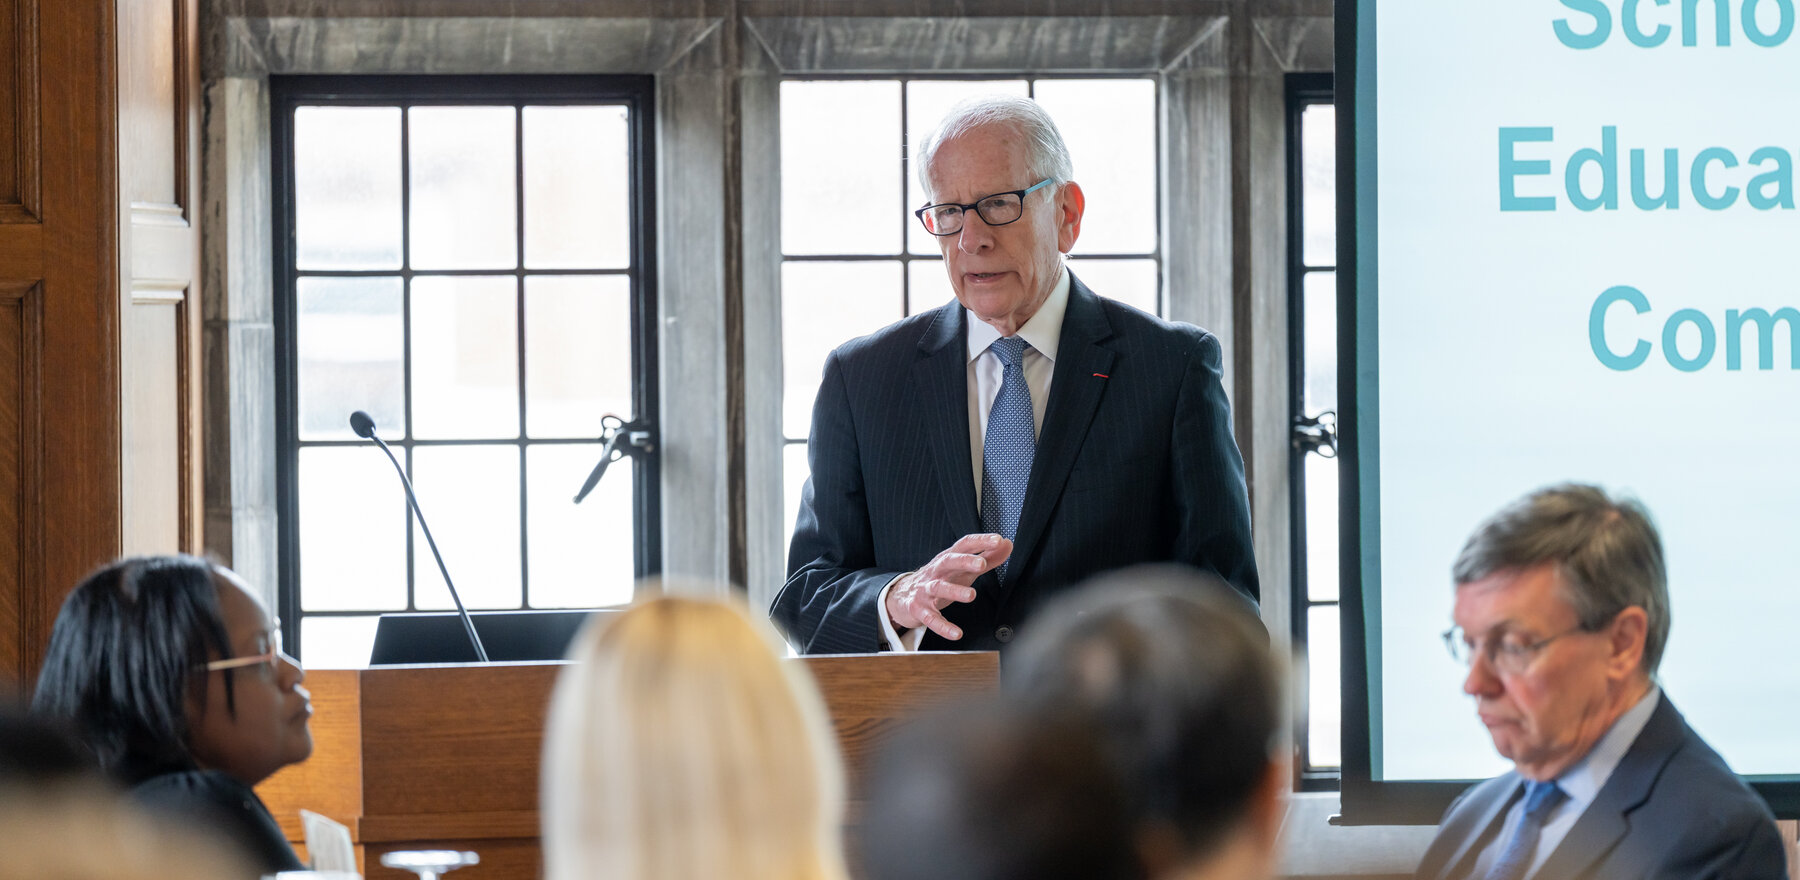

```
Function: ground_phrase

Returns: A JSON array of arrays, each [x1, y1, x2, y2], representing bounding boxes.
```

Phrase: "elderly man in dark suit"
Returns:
[[1417, 484, 1787, 880], [771, 94, 1257, 654]]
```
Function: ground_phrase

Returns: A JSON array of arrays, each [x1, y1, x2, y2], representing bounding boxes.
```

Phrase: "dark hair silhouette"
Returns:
[[31, 555, 236, 785], [862, 703, 1143, 880], [1007, 564, 1277, 863]]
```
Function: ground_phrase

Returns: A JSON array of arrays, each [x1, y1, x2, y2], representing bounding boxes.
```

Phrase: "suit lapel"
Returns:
[[1438, 775, 1525, 880], [1535, 693, 1681, 880], [1003, 277, 1115, 593], [911, 303, 980, 539]]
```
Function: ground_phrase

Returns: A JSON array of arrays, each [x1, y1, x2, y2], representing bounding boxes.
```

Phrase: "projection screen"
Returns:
[[1340, 0, 1800, 824]]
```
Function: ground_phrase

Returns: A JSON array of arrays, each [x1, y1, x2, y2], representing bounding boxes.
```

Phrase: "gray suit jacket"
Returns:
[[1415, 693, 1788, 880], [771, 275, 1257, 654]]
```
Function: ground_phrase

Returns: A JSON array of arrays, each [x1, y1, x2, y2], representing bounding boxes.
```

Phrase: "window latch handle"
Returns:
[[1292, 410, 1338, 459], [573, 415, 658, 504]]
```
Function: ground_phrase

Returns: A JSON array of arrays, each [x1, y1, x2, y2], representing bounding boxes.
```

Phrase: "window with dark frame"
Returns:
[[270, 75, 661, 667], [777, 76, 1164, 552], [1286, 72, 1341, 788]]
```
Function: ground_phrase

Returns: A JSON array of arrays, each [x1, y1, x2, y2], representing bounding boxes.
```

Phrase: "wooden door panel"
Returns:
[[0, 0, 41, 222], [0, 0, 119, 687], [0, 283, 37, 677], [0, 224, 41, 278], [0, 0, 15, 209]]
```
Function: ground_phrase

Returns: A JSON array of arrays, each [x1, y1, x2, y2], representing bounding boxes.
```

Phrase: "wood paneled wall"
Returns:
[[0, 0, 201, 687], [0, 0, 118, 687]]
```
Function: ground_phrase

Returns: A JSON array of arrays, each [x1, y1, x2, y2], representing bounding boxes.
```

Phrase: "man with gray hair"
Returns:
[[772, 94, 1256, 653], [1416, 483, 1786, 880]]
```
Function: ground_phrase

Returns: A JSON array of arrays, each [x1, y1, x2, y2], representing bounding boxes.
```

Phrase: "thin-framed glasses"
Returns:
[[1441, 623, 1590, 676], [202, 629, 286, 674], [914, 178, 1054, 236]]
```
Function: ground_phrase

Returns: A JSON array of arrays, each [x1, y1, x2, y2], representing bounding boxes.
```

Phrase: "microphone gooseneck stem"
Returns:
[[367, 434, 490, 663]]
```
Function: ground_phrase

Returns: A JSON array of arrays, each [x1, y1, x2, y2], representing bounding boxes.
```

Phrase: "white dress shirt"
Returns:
[[876, 268, 1072, 651], [1469, 684, 1663, 880]]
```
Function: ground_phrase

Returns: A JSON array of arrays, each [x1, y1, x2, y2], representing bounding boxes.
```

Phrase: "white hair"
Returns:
[[915, 94, 1074, 198]]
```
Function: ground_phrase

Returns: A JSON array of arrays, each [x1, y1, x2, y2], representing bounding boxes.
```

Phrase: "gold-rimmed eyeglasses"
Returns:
[[202, 629, 285, 675]]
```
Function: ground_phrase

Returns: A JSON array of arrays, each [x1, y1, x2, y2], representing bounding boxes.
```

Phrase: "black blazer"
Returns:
[[1415, 693, 1788, 880], [772, 275, 1257, 653], [134, 769, 306, 876]]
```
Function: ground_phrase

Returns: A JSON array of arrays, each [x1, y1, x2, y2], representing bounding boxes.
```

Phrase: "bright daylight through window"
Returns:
[[1290, 82, 1341, 777], [274, 79, 657, 668]]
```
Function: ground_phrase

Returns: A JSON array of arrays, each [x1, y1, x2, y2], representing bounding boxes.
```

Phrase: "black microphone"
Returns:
[[349, 410, 490, 663]]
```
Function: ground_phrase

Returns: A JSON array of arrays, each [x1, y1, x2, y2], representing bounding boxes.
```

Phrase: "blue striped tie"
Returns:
[[1484, 780, 1566, 880], [980, 336, 1035, 578]]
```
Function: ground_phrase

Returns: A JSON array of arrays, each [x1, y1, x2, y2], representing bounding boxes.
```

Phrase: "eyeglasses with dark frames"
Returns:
[[914, 178, 1055, 236]]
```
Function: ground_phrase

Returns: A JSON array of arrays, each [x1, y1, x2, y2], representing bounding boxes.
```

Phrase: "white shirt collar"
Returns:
[[965, 266, 1070, 364], [1552, 683, 1662, 808]]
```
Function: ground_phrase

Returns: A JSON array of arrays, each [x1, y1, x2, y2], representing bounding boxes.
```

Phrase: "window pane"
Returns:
[[781, 81, 902, 256], [409, 106, 518, 270], [1303, 270, 1337, 415], [527, 444, 635, 609], [297, 276, 404, 441], [1308, 604, 1342, 768], [300, 616, 381, 669], [526, 275, 632, 439], [782, 261, 904, 438], [411, 275, 519, 440], [524, 105, 631, 270], [299, 447, 407, 611], [1305, 453, 1340, 602], [412, 445, 521, 610], [1302, 103, 1337, 268], [784, 440, 810, 545], [295, 107, 403, 270], [287, 82, 657, 671], [1066, 258, 1158, 316], [907, 259, 954, 317], [1033, 79, 1158, 255], [906, 80, 1031, 256]]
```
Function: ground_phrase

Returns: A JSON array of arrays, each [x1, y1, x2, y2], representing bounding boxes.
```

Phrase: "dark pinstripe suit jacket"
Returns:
[[1415, 693, 1787, 880], [771, 275, 1258, 654]]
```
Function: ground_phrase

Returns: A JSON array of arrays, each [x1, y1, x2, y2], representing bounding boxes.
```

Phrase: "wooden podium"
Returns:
[[258, 652, 998, 879]]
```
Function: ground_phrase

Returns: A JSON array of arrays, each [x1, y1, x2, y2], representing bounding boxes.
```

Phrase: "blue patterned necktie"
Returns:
[[980, 336, 1035, 577], [1484, 780, 1567, 880]]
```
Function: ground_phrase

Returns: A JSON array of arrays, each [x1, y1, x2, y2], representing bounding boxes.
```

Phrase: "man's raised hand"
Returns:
[[885, 534, 1013, 641]]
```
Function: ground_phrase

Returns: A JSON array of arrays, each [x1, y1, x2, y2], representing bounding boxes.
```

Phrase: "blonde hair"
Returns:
[[541, 595, 848, 880]]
